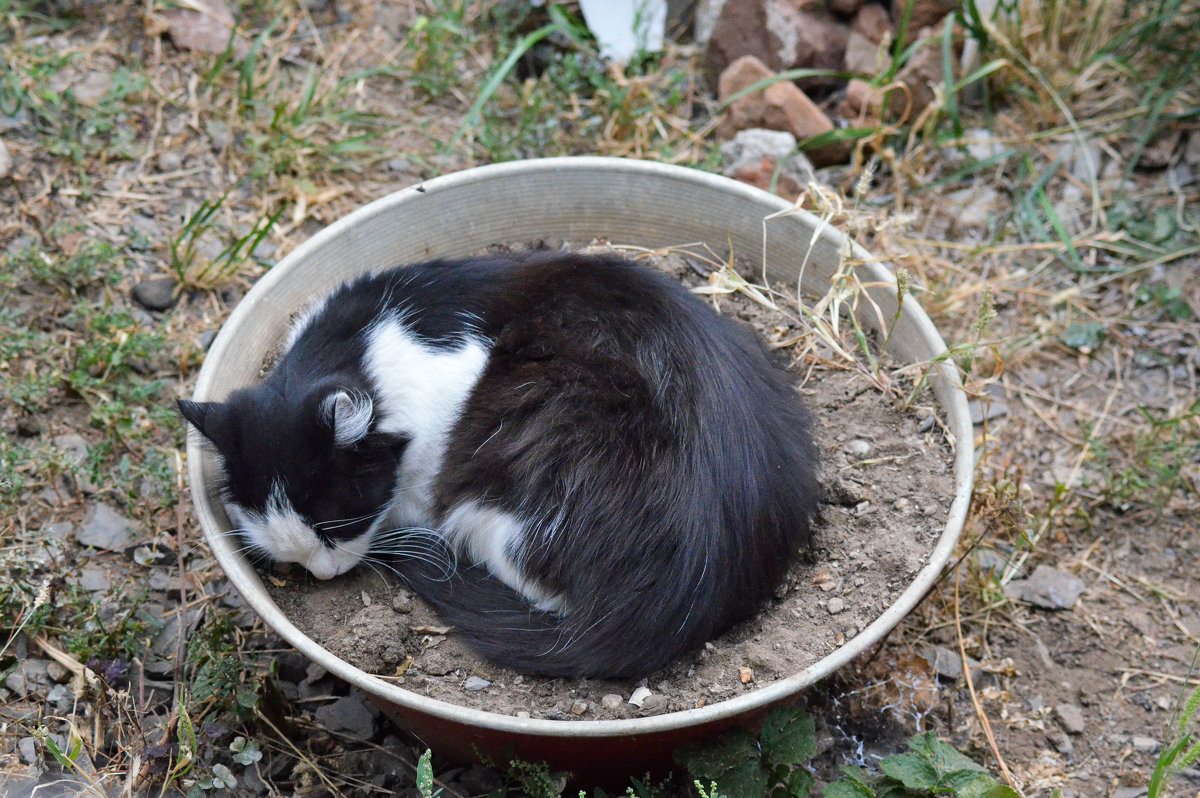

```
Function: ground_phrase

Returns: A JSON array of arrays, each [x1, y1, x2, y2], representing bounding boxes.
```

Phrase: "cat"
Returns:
[[180, 251, 820, 678]]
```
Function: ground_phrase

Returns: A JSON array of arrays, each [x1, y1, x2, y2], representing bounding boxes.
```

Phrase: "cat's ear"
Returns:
[[177, 399, 216, 438], [323, 390, 373, 448]]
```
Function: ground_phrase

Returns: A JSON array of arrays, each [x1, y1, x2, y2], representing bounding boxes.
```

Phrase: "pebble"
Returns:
[[628, 686, 653, 707], [314, 693, 377, 739], [463, 676, 491, 692], [846, 439, 871, 456], [738, 666, 753, 684], [1111, 788, 1148, 798], [78, 565, 111, 593], [826, 597, 846, 614], [1055, 703, 1086, 735], [1131, 735, 1160, 753], [0, 137, 10, 179], [156, 150, 184, 172], [1003, 564, 1086, 610], [391, 592, 413, 613], [570, 700, 589, 716], [47, 683, 72, 712], [601, 694, 623, 712], [46, 662, 71, 683], [18, 737, 38, 764], [131, 277, 180, 312], [77, 503, 136, 550]]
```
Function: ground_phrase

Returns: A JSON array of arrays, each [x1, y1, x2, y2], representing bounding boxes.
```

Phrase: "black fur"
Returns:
[[184, 252, 820, 677]]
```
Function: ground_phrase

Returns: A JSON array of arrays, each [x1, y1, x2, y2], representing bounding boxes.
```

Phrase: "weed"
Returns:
[[1087, 398, 1200, 513], [169, 194, 283, 288], [406, 0, 474, 98], [1148, 647, 1200, 798]]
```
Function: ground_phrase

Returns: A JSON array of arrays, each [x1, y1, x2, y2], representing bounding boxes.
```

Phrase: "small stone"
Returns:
[[1139, 128, 1182, 170], [826, 597, 846, 614], [716, 55, 842, 166], [516, 711, 531, 719], [156, 150, 184, 172], [77, 503, 136, 550], [852, 3, 892, 43], [47, 683, 72, 711], [132, 277, 179, 312], [78, 566, 111, 593], [628, 686, 653, 707], [1131, 735, 1160, 753], [1185, 130, 1200, 167], [165, 0, 251, 59], [361, 591, 372, 607], [601, 694, 624, 712], [1055, 703, 1086, 735], [314, 693, 377, 739], [846, 439, 871, 456], [391, 592, 413, 613], [463, 676, 491, 692], [1003, 564, 1086, 610], [738, 666, 754, 684], [18, 737, 38, 764], [1111, 788, 1148, 798], [639, 694, 668, 714], [720, 128, 815, 195], [52, 433, 89, 464], [15, 416, 41, 437], [386, 157, 412, 172], [0, 138, 11, 179], [71, 70, 114, 106], [570, 700, 589, 716], [46, 662, 71, 683], [1049, 732, 1073, 756]]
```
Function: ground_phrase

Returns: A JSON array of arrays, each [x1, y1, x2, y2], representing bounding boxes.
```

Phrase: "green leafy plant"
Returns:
[[1148, 648, 1200, 798], [675, 706, 815, 798], [824, 733, 1019, 797]]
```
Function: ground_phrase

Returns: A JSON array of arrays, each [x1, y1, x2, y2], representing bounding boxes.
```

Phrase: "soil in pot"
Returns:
[[263, 242, 956, 719]]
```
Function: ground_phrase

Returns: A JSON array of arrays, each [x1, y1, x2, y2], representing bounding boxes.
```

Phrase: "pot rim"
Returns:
[[188, 156, 973, 738]]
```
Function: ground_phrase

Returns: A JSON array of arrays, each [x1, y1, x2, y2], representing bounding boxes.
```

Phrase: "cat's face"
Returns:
[[180, 387, 408, 579]]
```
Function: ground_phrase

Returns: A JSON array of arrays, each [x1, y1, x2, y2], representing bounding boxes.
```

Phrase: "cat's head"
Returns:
[[179, 384, 408, 579]]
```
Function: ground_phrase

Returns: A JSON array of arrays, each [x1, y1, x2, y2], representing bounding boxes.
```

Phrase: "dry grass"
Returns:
[[1, 0, 1198, 795]]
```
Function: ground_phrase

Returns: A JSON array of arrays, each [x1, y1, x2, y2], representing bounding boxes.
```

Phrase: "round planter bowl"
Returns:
[[187, 156, 973, 779]]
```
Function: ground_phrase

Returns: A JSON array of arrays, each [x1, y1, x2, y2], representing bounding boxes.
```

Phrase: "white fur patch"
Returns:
[[365, 316, 490, 526], [231, 482, 370, 580], [323, 390, 373, 447], [441, 501, 564, 613]]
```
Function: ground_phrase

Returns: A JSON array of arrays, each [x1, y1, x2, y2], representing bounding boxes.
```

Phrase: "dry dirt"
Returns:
[[263, 245, 956, 720]]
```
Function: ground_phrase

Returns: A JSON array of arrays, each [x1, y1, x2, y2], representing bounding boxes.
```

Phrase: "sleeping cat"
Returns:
[[180, 251, 820, 678]]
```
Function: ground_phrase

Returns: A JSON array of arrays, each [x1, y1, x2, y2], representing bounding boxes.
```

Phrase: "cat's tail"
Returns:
[[392, 552, 670, 678]]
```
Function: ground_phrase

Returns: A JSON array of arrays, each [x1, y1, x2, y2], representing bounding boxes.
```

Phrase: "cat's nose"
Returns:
[[306, 558, 346, 580]]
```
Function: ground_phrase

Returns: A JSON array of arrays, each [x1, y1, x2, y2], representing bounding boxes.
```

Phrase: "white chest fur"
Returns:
[[364, 316, 489, 526]]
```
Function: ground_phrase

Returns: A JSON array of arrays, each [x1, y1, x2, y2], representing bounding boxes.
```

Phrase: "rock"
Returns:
[[919, 644, 980, 682], [46, 662, 71, 683], [1139, 127, 1182, 170], [846, 439, 871, 456], [1185, 130, 1200, 167], [16, 416, 42, 437], [843, 30, 885, 75], [5, 659, 51, 695], [457, 764, 503, 796], [738, 666, 753, 684], [1131, 735, 1160, 753], [694, 0, 728, 45], [18, 737, 38, 765], [77, 503, 136, 550], [717, 56, 844, 165], [570, 700, 589, 716], [78, 565, 111, 593], [47, 683, 72, 712], [704, 0, 799, 83], [720, 128, 815, 196], [786, 7, 850, 92], [852, 3, 892, 43], [0, 137, 11, 179], [71, 70, 114, 106], [601, 693, 624, 712], [830, 0, 866, 15], [1003, 564, 1086, 610], [628, 686, 653, 707], [52, 433, 89, 464], [132, 277, 179, 312], [1049, 732, 1073, 756], [902, 0, 956, 45], [314, 692, 377, 739], [1055, 703, 1086, 735], [1111, 788, 1148, 798], [463, 676, 491, 692], [968, 398, 1008, 424], [164, 0, 251, 59], [826, 597, 846, 614], [391, 592, 413, 613], [639, 694, 668, 713], [156, 150, 184, 172]]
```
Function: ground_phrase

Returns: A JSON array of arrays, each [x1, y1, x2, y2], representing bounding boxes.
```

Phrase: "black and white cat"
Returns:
[[180, 251, 820, 678]]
